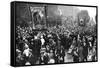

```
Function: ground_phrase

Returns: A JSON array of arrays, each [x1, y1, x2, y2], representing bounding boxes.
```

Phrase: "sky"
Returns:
[[77, 7, 96, 18], [57, 6, 96, 23]]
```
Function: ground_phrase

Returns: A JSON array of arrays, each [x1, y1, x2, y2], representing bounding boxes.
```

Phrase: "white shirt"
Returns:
[[41, 38, 45, 45], [23, 48, 31, 57]]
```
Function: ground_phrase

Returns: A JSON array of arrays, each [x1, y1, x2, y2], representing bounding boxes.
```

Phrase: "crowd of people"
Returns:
[[16, 25, 97, 66]]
